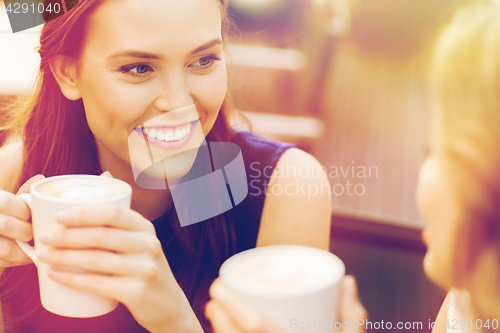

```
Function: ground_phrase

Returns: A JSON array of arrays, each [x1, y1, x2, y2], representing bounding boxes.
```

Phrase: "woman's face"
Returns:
[[73, 0, 227, 181], [416, 156, 461, 288]]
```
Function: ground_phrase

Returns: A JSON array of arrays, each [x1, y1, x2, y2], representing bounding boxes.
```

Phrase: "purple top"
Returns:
[[2, 130, 295, 333]]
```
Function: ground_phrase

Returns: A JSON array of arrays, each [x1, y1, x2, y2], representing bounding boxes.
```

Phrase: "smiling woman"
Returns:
[[0, 0, 332, 332]]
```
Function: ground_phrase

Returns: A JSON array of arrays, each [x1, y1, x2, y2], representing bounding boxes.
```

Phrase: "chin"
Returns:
[[128, 143, 201, 190], [423, 252, 452, 289], [142, 151, 198, 180]]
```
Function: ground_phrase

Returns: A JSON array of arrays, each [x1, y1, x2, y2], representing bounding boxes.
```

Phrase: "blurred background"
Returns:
[[0, 0, 475, 331], [224, 1, 470, 329]]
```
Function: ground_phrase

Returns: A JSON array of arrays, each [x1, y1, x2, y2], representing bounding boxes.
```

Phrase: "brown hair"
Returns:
[[1, 0, 236, 331]]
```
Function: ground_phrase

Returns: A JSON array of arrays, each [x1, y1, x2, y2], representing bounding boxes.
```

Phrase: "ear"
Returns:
[[49, 56, 82, 101]]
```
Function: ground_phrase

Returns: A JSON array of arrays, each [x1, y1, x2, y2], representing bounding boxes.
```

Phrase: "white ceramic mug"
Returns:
[[15, 174, 132, 318], [219, 245, 345, 332]]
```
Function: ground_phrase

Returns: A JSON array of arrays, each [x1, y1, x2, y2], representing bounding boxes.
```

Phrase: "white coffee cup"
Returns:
[[15, 174, 132, 318], [219, 245, 345, 332]]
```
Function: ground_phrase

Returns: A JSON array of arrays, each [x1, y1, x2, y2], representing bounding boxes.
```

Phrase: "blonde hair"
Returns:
[[430, 0, 500, 328]]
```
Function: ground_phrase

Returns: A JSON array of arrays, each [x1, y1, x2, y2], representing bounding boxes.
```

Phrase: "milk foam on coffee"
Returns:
[[221, 246, 343, 297], [37, 178, 127, 201]]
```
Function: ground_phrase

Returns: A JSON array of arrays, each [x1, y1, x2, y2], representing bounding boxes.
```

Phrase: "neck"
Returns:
[[96, 144, 173, 222], [130, 184, 173, 222], [116, 169, 173, 221]]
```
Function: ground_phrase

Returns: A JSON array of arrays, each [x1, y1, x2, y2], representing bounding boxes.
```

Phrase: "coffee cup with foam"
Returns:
[[16, 174, 132, 317], [219, 245, 345, 332]]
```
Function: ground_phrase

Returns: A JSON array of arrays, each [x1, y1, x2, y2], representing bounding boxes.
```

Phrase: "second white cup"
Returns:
[[219, 245, 345, 332]]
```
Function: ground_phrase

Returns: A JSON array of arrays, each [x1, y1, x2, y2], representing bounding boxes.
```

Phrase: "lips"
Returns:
[[421, 227, 430, 244], [141, 121, 193, 142], [134, 119, 199, 151]]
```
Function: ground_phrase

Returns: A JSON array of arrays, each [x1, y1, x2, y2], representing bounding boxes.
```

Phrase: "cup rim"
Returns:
[[30, 174, 132, 204], [219, 244, 345, 298]]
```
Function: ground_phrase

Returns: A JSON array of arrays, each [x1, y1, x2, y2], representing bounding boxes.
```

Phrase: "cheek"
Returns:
[[78, 63, 152, 139], [423, 239, 455, 289], [417, 170, 457, 288], [202, 63, 227, 109], [190, 65, 227, 131]]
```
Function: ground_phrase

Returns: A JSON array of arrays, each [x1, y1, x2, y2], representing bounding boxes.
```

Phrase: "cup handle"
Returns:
[[15, 193, 37, 266]]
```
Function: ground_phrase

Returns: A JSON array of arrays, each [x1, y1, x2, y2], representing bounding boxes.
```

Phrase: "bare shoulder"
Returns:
[[271, 148, 330, 184], [0, 139, 24, 192], [276, 148, 323, 171], [257, 148, 331, 250]]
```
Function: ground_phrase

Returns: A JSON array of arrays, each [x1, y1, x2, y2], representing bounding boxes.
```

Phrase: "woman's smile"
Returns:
[[134, 119, 200, 150]]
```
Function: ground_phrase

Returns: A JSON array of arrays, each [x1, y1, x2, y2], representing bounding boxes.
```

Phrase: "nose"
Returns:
[[154, 70, 194, 112]]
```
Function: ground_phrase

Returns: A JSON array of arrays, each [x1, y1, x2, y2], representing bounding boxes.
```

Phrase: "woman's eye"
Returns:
[[120, 64, 154, 77], [134, 65, 151, 74], [191, 55, 221, 70]]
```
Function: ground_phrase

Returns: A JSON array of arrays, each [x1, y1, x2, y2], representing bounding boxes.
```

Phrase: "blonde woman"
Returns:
[[419, 1, 500, 332]]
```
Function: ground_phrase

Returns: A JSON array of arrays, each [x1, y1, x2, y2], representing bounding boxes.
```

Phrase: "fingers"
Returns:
[[338, 276, 367, 333], [55, 205, 153, 232], [340, 276, 367, 317], [0, 214, 33, 242], [39, 227, 162, 255], [38, 248, 157, 278], [0, 236, 33, 265], [0, 174, 42, 268], [0, 191, 32, 222], [46, 269, 130, 303], [46, 267, 165, 308], [207, 279, 274, 333], [205, 300, 241, 333]]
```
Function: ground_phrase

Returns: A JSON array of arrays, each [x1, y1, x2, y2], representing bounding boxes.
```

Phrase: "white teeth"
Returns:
[[142, 122, 193, 142], [174, 128, 183, 141], [148, 129, 157, 139], [165, 129, 174, 141]]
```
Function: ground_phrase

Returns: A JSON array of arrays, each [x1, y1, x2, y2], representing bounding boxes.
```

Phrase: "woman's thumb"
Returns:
[[338, 275, 367, 333], [100, 171, 113, 178], [16, 174, 45, 195]]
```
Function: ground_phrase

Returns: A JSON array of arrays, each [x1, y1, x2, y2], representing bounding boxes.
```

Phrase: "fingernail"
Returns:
[[345, 275, 355, 283], [48, 270, 59, 278], [205, 301, 220, 319], [211, 282, 228, 300], [101, 171, 113, 178], [39, 232, 52, 243], [204, 301, 213, 318], [55, 211, 68, 223], [38, 249, 49, 260]]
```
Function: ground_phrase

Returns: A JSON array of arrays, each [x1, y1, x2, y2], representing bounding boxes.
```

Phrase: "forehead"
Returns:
[[85, 0, 222, 56]]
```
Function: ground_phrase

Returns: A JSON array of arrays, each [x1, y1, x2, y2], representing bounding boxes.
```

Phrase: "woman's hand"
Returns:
[[37, 178, 200, 333], [0, 174, 45, 271], [205, 275, 367, 333], [337, 276, 367, 333]]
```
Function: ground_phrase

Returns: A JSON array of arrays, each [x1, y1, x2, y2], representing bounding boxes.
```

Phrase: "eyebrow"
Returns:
[[107, 38, 223, 60], [190, 38, 223, 54]]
